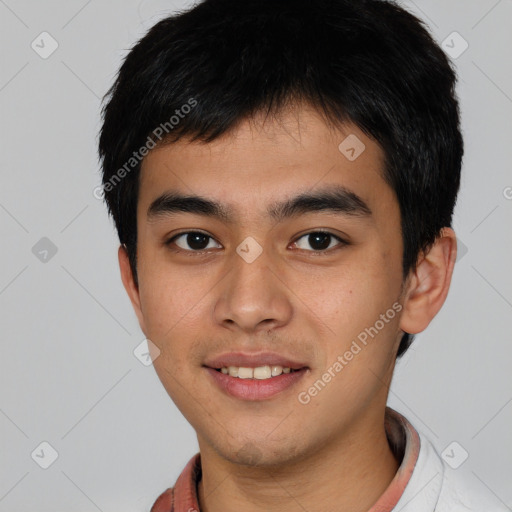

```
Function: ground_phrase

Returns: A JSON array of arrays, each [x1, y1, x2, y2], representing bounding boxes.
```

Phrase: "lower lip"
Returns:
[[204, 367, 308, 401]]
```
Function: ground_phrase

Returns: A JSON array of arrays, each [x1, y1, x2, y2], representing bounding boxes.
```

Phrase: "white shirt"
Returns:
[[383, 408, 509, 511]]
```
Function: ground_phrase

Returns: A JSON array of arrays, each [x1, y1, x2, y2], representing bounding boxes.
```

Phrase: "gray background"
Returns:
[[1, 0, 511, 510]]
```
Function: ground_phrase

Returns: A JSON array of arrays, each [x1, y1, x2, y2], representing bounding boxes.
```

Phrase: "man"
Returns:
[[98, 0, 508, 510]]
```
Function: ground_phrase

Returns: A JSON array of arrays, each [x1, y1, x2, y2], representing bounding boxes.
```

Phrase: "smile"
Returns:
[[216, 365, 298, 379]]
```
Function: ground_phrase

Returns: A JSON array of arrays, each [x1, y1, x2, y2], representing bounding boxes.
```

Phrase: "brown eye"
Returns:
[[168, 232, 221, 252], [292, 231, 346, 252]]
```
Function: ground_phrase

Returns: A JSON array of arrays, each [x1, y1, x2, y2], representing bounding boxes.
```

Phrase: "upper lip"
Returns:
[[204, 352, 308, 370]]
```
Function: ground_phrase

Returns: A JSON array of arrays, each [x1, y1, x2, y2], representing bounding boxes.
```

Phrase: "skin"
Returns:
[[119, 104, 457, 512]]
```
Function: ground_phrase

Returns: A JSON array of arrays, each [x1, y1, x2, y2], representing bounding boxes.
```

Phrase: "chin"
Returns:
[[213, 436, 305, 468]]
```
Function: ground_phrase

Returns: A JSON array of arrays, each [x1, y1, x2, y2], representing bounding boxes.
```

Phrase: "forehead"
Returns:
[[138, 106, 394, 221]]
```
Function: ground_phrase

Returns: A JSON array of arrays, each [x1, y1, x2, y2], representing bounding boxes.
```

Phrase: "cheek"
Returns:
[[137, 263, 218, 371], [313, 266, 394, 321], [304, 259, 402, 358], [137, 267, 197, 339]]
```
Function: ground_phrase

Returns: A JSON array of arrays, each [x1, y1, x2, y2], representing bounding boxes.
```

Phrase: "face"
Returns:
[[123, 105, 410, 467]]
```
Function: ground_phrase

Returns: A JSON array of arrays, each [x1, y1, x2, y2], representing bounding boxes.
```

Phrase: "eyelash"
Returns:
[[164, 230, 348, 256]]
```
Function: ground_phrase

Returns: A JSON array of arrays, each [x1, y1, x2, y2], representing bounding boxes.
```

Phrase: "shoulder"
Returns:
[[149, 452, 201, 512], [391, 420, 509, 512], [417, 431, 509, 512], [436, 468, 510, 512]]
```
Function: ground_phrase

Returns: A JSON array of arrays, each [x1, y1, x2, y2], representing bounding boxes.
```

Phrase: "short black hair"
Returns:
[[98, 0, 463, 358]]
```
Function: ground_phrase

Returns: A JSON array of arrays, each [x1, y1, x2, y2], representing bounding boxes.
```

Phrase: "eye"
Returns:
[[291, 231, 346, 253], [167, 231, 222, 252]]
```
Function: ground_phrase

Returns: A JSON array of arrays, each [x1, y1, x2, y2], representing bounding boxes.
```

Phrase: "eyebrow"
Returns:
[[147, 185, 372, 223]]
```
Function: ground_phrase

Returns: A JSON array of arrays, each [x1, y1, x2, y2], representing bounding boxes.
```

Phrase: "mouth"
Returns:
[[214, 365, 301, 379], [203, 353, 309, 401]]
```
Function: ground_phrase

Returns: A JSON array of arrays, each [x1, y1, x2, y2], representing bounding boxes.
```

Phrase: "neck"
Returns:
[[197, 408, 400, 512]]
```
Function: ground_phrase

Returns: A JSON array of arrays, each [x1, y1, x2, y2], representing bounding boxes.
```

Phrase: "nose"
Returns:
[[213, 245, 293, 335]]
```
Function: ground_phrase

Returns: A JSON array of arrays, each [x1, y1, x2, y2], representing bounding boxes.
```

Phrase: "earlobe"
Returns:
[[399, 228, 458, 334], [118, 245, 146, 334]]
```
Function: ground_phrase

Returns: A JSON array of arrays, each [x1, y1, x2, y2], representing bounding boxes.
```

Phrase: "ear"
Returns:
[[118, 245, 147, 335], [399, 227, 458, 334]]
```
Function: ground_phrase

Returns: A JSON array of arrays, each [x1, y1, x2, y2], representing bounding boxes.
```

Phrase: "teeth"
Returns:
[[238, 367, 254, 379], [271, 365, 283, 376], [254, 366, 271, 379], [219, 365, 295, 379]]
